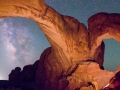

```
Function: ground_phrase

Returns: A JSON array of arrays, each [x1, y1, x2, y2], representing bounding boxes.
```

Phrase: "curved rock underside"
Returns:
[[0, 0, 120, 90]]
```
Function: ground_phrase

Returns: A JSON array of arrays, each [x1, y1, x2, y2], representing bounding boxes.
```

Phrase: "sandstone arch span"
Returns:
[[88, 12, 120, 66], [0, 0, 120, 90]]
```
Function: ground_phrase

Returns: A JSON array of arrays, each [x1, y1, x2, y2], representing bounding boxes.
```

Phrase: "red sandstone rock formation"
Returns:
[[101, 71, 120, 90], [0, 0, 120, 90], [88, 12, 120, 63]]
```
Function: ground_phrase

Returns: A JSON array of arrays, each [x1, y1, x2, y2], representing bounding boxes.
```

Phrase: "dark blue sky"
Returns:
[[0, 0, 120, 80]]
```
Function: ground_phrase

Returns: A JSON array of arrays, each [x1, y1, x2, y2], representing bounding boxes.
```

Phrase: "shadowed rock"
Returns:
[[20, 60, 39, 83], [7, 60, 39, 90], [9, 67, 21, 85], [0, 60, 39, 90]]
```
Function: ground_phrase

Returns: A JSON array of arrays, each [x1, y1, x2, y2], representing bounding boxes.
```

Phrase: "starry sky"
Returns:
[[0, 0, 120, 80]]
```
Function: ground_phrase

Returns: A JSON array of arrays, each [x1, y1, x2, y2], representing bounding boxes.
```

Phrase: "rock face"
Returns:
[[88, 12, 120, 63], [9, 67, 21, 85], [20, 60, 38, 83], [9, 60, 39, 83], [101, 71, 120, 90], [8, 60, 39, 89], [0, 60, 39, 90], [0, 0, 120, 90]]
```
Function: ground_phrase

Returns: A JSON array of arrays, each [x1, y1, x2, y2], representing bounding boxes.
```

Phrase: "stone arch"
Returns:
[[0, 1, 89, 89], [88, 12, 120, 66]]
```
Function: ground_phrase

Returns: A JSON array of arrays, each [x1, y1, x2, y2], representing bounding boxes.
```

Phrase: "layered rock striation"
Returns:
[[0, 0, 120, 90]]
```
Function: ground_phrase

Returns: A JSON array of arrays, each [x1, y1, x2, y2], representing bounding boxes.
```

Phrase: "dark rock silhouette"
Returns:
[[9, 60, 39, 84], [20, 60, 38, 83], [0, 60, 39, 90], [9, 67, 21, 85]]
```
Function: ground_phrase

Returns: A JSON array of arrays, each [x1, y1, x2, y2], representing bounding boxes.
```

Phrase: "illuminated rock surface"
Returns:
[[88, 12, 120, 65], [0, 0, 120, 90]]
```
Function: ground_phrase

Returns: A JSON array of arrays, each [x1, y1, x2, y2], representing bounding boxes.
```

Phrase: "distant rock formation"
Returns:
[[0, 60, 39, 90], [9, 60, 39, 84], [0, 0, 120, 90], [9, 67, 21, 85]]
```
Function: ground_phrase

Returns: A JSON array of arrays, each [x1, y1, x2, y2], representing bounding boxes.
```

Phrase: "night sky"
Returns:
[[0, 0, 120, 80]]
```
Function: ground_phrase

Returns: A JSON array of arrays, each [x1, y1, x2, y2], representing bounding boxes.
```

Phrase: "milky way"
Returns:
[[0, 17, 50, 80]]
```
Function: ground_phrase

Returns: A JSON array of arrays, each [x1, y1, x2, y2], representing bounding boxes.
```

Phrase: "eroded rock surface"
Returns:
[[0, 0, 120, 90], [101, 71, 120, 90], [67, 61, 114, 89], [88, 12, 120, 60]]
